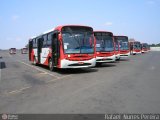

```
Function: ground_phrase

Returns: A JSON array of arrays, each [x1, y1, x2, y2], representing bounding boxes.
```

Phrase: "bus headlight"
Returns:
[[68, 54, 71, 57]]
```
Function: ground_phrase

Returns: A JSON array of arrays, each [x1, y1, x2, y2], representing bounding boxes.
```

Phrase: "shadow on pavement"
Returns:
[[36, 64, 98, 74], [119, 59, 130, 61], [57, 68, 98, 74], [0, 62, 6, 69], [96, 63, 116, 68]]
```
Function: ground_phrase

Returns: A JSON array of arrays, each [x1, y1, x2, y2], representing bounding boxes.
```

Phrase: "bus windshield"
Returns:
[[134, 42, 141, 49], [116, 37, 129, 50], [95, 35, 114, 52], [62, 27, 94, 54], [142, 44, 148, 49]]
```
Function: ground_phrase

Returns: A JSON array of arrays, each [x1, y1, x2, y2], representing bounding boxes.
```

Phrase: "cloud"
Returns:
[[11, 15, 20, 21], [104, 22, 113, 26]]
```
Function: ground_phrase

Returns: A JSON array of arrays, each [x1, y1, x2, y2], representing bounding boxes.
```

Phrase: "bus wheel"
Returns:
[[96, 63, 102, 66], [33, 57, 37, 66], [117, 58, 120, 61], [49, 59, 54, 71]]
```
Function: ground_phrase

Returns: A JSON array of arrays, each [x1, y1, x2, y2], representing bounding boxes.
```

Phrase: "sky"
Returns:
[[0, 0, 160, 49]]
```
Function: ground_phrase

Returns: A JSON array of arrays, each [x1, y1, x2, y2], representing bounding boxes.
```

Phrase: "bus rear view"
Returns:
[[9, 48, 16, 54], [21, 48, 28, 54], [114, 36, 130, 58], [94, 31, 115, 65]]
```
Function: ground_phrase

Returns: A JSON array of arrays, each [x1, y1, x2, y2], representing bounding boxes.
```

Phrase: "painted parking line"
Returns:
[[0, 86, 31, 97], [1, 75, 71, 97], [0, 74, 71, 97], [45, 74, 72, 83], [17, 61, 60, 79], [39, 72, 48, 75], [0, 60, 72, 97], [7, 86, 31, 95]]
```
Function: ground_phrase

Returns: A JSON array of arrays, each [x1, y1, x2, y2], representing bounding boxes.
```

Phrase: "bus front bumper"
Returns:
[[141, 50, 148, 53], [60, 58, 96, 68], [96, 55, 116, 63], [120, 52, 130, 58], [135, 51, 142, 54]]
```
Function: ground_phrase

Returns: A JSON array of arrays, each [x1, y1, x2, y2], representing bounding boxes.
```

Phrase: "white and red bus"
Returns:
[[21, 48, 28, 54], [141, 43, 149, 53], [94, 31, 115, 65], [129, 41, 141, 55], [29, 25, 96, 71], [114, 36, 130, 58], [9, 48, 16, 54], [114, 36, 120, 60]]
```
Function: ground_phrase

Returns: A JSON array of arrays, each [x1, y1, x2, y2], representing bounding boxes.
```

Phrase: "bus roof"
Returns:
[[141, 43, 148, 45], [54, 25, 93, 31], [29, 28, 54, 40], [10, 48, 16, 50], [129, 41, 141, 43], [42, 28, 54, 34], [29, 25, 93, 40], [93, 31, 113, 36], [114, 35, 128, 38]]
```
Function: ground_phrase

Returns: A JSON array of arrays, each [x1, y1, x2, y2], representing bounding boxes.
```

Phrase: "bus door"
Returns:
[[51, 32, 60, 67], [37, 37, 43, 63], [29, 40, 33, 61]]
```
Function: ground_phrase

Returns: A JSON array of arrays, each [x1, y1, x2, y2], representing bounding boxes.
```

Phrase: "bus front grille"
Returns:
[[68, 63, 91, 66], [96, 58, 113, 61]]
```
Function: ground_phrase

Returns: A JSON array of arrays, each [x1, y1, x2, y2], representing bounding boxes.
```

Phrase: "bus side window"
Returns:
[[43, 35, 47, 47], [33, 39, 37, 48], [47, 33, 52, 47], [36, 38, 39, 48]]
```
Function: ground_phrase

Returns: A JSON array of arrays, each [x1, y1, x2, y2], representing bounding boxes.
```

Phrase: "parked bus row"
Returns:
[[9, 48, 28, 54], [129, 40, 150, 55], [9, 25, 149, 70], [27, 25, 150, 71]]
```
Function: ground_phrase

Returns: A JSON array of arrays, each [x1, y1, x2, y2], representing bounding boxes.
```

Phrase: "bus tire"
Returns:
[[96, 62, 102, 66], [117, 58, 120, 61], [49, 58, 54, 71], [33, 57, 37, 66]]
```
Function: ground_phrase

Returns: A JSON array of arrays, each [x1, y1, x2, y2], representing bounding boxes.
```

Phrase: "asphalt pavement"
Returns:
[[0, 50, 160, 113]]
